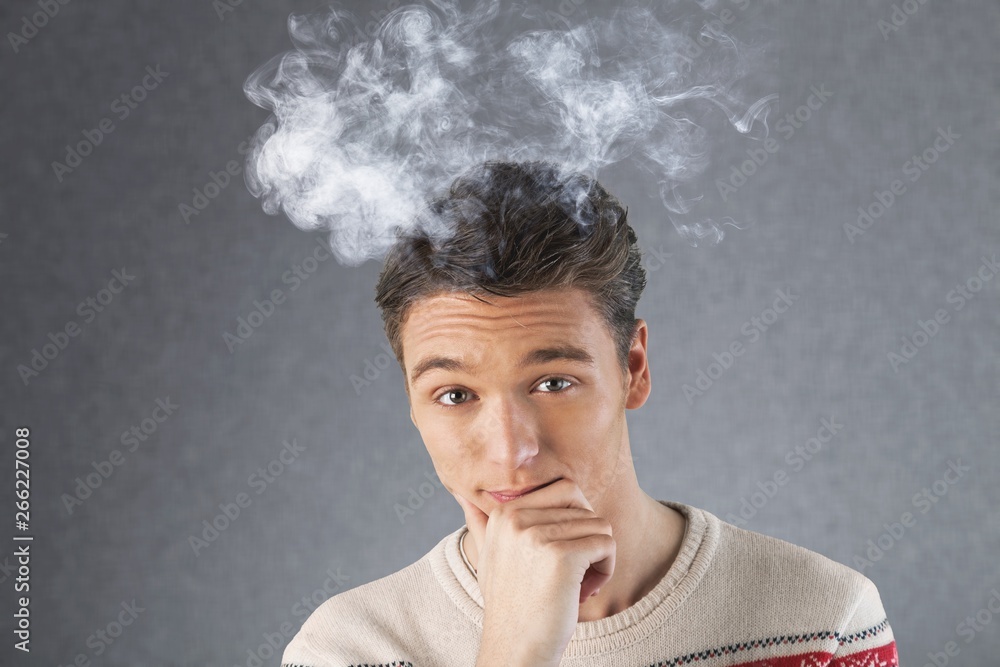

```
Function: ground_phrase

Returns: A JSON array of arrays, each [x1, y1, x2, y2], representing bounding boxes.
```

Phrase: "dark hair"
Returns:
[[374, 160, 647, 391]]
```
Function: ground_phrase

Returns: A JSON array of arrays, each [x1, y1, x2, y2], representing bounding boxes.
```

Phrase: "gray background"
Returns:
[[1, 1, 998, 665]]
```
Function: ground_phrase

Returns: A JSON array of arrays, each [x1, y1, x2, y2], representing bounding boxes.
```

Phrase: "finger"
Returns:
[[499, 508, 606, 531], [454, 491, 489, 545], [571, 534, 616, 599], [503, 477, 594, 513]]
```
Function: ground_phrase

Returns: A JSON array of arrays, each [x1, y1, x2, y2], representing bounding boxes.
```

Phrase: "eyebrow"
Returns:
[[409, 344, 597, 386]]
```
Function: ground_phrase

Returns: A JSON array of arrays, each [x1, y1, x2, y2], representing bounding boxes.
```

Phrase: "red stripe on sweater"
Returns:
[[830, 640, 899, 666], [727, 641, 897, 667], [728, 652, 833, 666]]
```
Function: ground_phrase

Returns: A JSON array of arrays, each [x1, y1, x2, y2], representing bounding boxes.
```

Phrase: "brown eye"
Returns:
[[437, 388, 471, 407]]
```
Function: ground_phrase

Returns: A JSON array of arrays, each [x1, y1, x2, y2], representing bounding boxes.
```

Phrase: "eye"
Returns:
[[537, 377, 572, 393], [434, 377, 574, 409], [436, 388, 472, 408]]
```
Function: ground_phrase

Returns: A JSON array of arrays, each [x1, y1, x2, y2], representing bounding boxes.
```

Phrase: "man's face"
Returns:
[[401, 286, 650, 514]]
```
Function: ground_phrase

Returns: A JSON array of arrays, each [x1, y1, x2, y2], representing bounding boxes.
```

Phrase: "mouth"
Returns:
[[485, 478, 561, 503]]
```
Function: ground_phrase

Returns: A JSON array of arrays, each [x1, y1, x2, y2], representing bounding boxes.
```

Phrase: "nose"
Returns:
[[470, 394, 541, 469]]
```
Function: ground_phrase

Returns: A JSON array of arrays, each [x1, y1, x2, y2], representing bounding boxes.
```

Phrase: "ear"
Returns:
[[624, 319, 652, 410]]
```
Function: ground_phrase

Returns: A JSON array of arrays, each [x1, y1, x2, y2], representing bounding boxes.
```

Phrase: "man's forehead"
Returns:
[[407, 340, 599, 387], [401, 288, 607, 381], [402, 287, 598, 338]]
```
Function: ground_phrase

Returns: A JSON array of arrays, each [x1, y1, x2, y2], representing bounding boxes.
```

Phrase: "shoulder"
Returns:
[[280, 529, 470, 666], [711, 514, 883, 622], [687, 508, 896, 662]]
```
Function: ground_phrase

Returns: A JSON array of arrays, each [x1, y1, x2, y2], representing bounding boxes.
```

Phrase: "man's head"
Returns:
[[373, 160, 651, 508], [375, 160, 647, 381]]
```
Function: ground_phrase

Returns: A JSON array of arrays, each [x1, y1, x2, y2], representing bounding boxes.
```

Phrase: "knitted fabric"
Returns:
[[281, 500, 898, 666]]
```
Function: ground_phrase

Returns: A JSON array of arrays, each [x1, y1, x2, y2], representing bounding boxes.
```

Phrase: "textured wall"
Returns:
[[1, 1, 997, 665]]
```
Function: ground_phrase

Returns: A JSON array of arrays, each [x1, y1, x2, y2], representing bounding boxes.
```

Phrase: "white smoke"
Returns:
[[243, 0, 775, 265]]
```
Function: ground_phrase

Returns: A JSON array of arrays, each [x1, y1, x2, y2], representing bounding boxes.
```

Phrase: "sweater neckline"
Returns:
[[429, 499, 720, 657]]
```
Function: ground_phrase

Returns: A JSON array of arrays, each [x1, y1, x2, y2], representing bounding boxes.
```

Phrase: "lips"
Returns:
[[486, 478, 560, 502]]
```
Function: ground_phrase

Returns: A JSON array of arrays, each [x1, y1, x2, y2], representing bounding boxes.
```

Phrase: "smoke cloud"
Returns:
[[243, 0, 774, 265]]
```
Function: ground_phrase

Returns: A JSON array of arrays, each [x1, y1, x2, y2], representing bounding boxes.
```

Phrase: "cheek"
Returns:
[[553, 397, 622, 473], [552, 392, 617, 435], [425, 440, 471, 488], [431, 459, 461, 495]]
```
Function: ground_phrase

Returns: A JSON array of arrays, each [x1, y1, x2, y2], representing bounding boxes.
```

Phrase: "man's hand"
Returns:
[[454, 478, 616, 667]]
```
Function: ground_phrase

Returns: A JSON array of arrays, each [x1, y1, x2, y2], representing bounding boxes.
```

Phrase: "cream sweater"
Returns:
[[281, 500, 898, 666]]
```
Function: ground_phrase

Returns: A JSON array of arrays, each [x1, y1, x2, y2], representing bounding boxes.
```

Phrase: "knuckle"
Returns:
[[523, 523, 547, 547], [547, 538, 572, 555]]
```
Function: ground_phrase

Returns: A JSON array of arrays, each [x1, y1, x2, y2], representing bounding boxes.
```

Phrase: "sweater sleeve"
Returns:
[[829, 575, 898, 666]]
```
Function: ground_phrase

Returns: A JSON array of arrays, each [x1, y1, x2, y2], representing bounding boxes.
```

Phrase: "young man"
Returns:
[[281, 161, 898, 666]]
